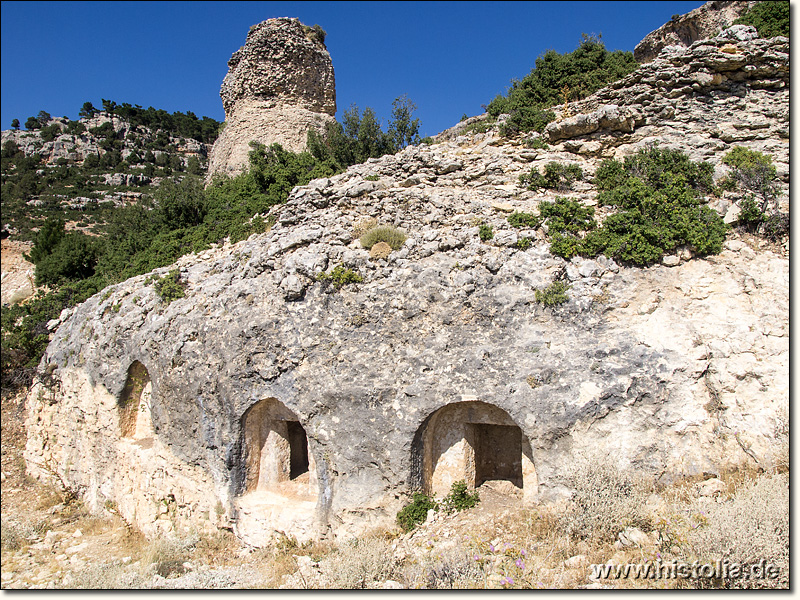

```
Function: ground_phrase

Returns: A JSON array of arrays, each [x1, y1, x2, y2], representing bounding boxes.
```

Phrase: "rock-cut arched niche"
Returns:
[[241, 398, 317, 498], [235, 398, 320, 544], [118, 361, 154, 440], [412, 401, 537, 503]]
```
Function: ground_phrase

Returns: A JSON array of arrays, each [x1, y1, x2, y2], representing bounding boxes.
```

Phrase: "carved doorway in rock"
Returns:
[[118, 361, 154, 441], [236, 398, 319, 545], [412, 401, 537, 503]]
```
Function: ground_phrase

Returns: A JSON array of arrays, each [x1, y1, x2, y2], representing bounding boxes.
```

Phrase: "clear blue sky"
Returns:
[[1, 1, 707, 138]]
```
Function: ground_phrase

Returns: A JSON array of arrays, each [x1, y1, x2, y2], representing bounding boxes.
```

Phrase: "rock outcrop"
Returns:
[[634, 0, 756, 63], [206, 18, 337, 182], [25, 24, 788, 546]]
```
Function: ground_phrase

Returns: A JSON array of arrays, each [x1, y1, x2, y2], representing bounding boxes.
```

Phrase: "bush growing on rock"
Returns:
[[535, 280, 570, 306], [397, 492, 438, 532], [721, 146, 787, 241], [396, 481, 480, 532], [359, 225, 407, 251], [153, 269, 186, 304], [580, 146, 727, 265], [507, 211, 541, 229], [316, 265, 363, 290], [520, 162, 584, 192], [478, 223, 494, 242], [441, 480, 480, 514], [733, 1, 789, 38]]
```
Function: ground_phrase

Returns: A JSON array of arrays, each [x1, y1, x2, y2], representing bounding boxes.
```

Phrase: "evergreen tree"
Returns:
[[79, 101, 98, 119]]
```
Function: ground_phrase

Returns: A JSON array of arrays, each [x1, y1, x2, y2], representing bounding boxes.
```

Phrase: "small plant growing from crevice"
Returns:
[[478, 223, 494, 241], [535, 280, 570, 306], [441, 480, 480, 514], [316, 265, 363, 290], [516, 237, 532, 250], [396, 492, 438, 532], [153, 269, 185, 304], [364, 174, 379, 181], [396, 481, 480, 531]]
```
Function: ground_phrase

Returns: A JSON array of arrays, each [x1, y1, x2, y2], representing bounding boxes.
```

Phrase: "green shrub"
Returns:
[[520, 162, 583, 191], [525, 136, 550, 150], [539, 197, 595, 234], [363, 174, 379, 181], [441, 480, 480, 514], [359, 225, 406, 250], [1, 276, 103, 389], [487, 34, 638, 136], [733, 1, 789, 38], [721, 147, 785, 240], [397, 492, 438, 532], [507, 211, 541, 229], [516, 237, 532, 250], [464, 119, 495, 135], [25, 216, 66, 265], [153, 269, 185, 304], [39, 123, 63, 143], [499, 107, 556, 137], [34, 232, 101, 286], [478, 224, 494, 241], [576, 146, 728, 265], [396, 481, 479, 531], [316, 265, 363, 289], [535, 280, 570, 306]]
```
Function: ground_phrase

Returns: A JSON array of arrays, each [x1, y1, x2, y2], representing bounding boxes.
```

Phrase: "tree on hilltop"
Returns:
[[79, 102, 98, 119], [388, 94, 421, 149]]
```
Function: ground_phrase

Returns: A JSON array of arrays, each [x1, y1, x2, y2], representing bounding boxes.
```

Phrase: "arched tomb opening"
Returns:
[[412, 401, 537, 503], [118, 361, 154, 441], [235, 398, 320, 544]]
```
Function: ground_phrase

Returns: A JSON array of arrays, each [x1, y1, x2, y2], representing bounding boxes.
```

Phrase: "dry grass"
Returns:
[[558, 459, 652, 544], [351, 217, 378, 239], [688, 472, 788, 589]]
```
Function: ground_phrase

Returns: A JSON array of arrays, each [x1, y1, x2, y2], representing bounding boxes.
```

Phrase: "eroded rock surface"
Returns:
[[207, 18, 337, 181], [634, 0, 755, 63], [25, 26, 788, 545]]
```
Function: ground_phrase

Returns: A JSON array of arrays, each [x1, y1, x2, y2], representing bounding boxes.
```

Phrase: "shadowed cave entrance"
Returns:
[[235, 398, 319, 545], [412, 401, 537, 503]]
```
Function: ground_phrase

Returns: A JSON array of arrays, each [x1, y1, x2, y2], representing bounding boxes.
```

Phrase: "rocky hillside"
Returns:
[[1, 110, 217, 243], [25, 22, 789, 547]]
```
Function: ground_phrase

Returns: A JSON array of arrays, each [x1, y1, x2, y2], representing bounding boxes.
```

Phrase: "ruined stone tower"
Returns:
[[206, 18, 337, 182]]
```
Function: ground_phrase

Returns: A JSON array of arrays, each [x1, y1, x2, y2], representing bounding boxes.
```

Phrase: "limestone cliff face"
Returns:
[[634, 0, 756, 63], [25, 27, 788, 544], [207, 18, 337, 181]]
